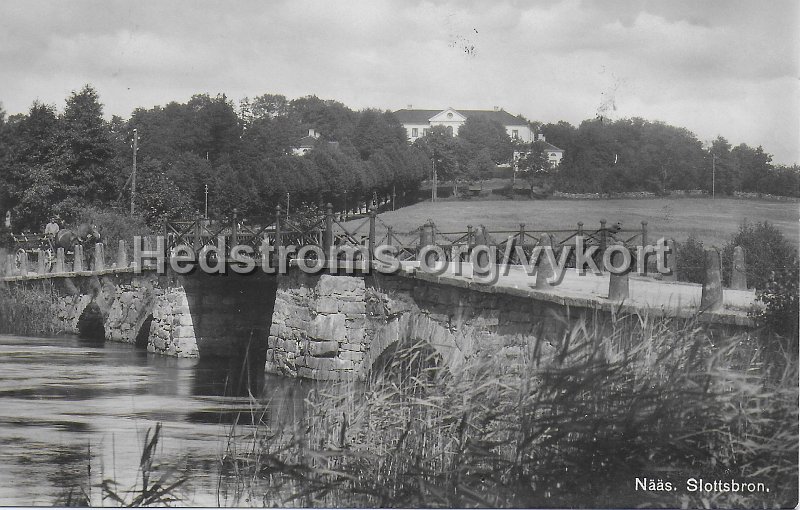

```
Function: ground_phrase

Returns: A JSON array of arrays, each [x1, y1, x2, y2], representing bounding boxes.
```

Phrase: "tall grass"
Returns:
[[220, 313, 798, 508], [0, 283, 60, 336]]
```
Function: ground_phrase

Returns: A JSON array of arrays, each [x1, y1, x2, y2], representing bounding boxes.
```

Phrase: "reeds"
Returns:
[[220, 312, 798, 508], [0, 283, 60, 336]]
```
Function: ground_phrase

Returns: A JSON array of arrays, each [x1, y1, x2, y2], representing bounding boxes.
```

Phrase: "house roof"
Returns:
[[393, 108, 529, 126], [295, 135, 318, 148], [540, 141, 564, 152]]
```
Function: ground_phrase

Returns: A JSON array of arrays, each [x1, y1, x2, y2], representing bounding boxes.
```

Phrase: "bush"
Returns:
[[721, 221, 799, 290], [73, 206, 152, 264], [752, 263, 800, 345], [676, 234, 705, 283]]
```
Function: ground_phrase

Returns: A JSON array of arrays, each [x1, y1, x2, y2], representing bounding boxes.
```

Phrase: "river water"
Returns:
[[0, 333, 313, 506]]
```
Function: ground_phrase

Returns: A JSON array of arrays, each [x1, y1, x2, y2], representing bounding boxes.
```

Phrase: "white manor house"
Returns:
[[393, 107, 563, 166]]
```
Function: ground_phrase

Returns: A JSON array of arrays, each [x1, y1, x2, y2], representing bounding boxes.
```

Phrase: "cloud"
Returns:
[[0, 0, 797, 164]]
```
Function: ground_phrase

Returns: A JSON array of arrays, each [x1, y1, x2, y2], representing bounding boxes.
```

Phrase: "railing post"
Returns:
[[664, 238, 677, 281], [56, 248, 65, 273], [368, 204, 376, 266], [599, 219, 608, 258], [193, 215, 201, 253], [607, 249, 630, 301], [641, 221, 648, 249], [700, 248, 723, 311], [73, 245, 83, 272], [274, 205, 282, 260], [518, 223, 526, 245], [533, 234, 555, 289], [231, 208, 239, 250], [731, 245, 747, 290], [94, 243, 105, 271], [323, 203, 333, 256], [118, 240, 128, 268], [37, 249, 45, 274], [577, 221, 584, 236], [19, 251, 29, 275], [466, 224, 473, 248]]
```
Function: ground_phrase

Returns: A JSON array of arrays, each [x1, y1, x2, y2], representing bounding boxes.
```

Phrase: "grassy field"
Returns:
[[373, 197, 798, 247]]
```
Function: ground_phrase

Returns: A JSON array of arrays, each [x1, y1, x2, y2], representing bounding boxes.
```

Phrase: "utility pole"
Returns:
[[131, 128, 139, 215], [286, 192, 290, 219], [711, 152, 717, 199], [204, 184, 209, 219], [431, 155, 438, 203]]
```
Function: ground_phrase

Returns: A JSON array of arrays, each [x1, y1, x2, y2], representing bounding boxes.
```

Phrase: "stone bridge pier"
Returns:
[[46, 269, 278, 364]]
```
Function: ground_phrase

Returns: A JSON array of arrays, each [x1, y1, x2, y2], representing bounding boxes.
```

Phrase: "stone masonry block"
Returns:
[[316, 297, 339, 314], [339, 301, 366, 314], [310, 313, 346, 342], [307, 340, 339, 357]]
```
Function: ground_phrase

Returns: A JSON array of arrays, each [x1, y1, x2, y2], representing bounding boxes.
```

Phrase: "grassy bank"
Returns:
[[369, 197, 799, 247], [219, 314, 798, 508]]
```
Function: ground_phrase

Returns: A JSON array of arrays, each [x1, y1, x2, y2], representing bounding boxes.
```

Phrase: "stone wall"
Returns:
[[267, 273, 369, 380], [149, 286, 198, 357], [267, 270, 572, 381]]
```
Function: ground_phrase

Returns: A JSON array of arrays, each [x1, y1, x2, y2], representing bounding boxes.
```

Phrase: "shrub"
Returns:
[[73, 206, 152, 264], [676, 234, 705, 283], [752, 263, 800, 345], [721, 221, 799, 290]]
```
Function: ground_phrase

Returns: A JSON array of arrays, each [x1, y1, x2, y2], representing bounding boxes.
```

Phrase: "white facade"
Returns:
[[395, 107, 534, 143]]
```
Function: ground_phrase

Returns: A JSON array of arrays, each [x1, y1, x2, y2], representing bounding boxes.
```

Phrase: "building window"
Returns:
[[423, 128, 429, 136], [447, 112, 453, 119], [412, 128, 418, 137], [512, 130, 519, 139]]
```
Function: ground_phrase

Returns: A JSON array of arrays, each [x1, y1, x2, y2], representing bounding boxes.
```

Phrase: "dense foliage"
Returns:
[[0, 87, 429, 232], [543, 118, 799, 196], [0, 87, 797, 235]]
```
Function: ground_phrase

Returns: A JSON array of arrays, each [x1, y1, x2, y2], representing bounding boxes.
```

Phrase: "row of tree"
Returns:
[[0, 86, 796, 233], [0, 88, 431, 230], [540, 118, 799, 196]]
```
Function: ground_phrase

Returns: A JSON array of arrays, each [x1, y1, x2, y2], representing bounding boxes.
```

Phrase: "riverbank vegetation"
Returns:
[[218, 314, 798, 508], [0, 283, 59, 336]]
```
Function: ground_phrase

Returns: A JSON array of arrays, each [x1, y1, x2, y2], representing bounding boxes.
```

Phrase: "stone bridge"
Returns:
[[0, 254, 756, 381]]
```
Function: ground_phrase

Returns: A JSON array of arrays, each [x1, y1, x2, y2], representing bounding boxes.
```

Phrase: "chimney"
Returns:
[[537, 133, 545, 142], [493, 106, 500, 111], [309, 128, 319, 139], [407, 104, 413, 109]]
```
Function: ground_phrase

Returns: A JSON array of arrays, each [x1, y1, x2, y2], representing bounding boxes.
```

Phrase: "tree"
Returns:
[[457, 116, 513, 164], [465, 148, 497, 183], [57, 85, 116, 207], [413, 126, 461, 182], [517, 140, 552, 192], [707, 136, 734, 195], [353, 109, 407, 160]]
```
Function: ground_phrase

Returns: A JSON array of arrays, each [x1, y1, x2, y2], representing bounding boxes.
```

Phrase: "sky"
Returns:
[[1, 0, 798, 164]]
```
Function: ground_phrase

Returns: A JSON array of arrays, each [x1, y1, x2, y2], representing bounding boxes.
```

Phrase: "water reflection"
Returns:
[[0, 333, 312, 506]]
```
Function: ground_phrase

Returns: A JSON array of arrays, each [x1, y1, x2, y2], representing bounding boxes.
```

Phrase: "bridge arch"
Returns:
[[361, 313, 466, 378]]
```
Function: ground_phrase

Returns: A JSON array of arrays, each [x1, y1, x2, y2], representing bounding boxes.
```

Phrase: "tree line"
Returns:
[[541, 118, 799, 196], [0, 87, 430, 231], [0, 86, 796, 234]]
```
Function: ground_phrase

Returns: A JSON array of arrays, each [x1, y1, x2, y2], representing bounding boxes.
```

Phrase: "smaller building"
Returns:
[[292, 128, 320, 156], [513, 134, 565, 169]]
